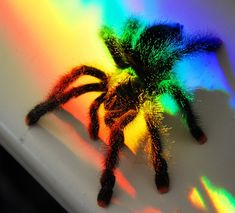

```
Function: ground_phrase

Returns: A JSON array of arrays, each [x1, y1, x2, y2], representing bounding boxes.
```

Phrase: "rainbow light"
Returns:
[[201, 176, 235, 213], [189, 187, 207, 211], [189, 177, 235, 212], [1, 0, 235, 210]]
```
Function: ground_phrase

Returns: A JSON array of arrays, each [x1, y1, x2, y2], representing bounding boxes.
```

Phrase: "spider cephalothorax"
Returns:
[[25, 17, 222, 207]]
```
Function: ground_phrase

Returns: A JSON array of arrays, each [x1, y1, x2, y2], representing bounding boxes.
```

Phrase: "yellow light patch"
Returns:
[[124, 110, 147, 154]]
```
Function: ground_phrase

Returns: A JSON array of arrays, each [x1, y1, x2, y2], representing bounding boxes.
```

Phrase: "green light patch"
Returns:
[[158, 93, 179, 115]]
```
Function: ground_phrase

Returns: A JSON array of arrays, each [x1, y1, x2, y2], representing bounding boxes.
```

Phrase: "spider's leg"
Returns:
[[47, 65, 108, 99], [97, 109, 138, 207], [172, 86, 207, 144], [26, 83, 107, 126], [104, 109, 127, 127], [100, 26, 129, 69], [88, 92, 107, 140], [121, 17, 143, 48], [182, 35, 222, 55], [145, 113, 169, 193]]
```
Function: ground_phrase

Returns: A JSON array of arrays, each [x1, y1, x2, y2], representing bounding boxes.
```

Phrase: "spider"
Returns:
[[25, 17, 222, 207]]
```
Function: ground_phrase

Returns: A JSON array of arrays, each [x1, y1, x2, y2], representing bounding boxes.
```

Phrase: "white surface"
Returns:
[[1, 1, 235, 212]]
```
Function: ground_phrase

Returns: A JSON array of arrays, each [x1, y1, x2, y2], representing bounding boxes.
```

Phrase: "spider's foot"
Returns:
[[25, 110, 40, 126], [205, 37, 223, 51], [97, 188, 113, 208], [25, 103, 48, 126], [97, 169, 115, 207], [197, 134, 207, 144], [191, 127, 207, 144], [155, 172, 170, 194]]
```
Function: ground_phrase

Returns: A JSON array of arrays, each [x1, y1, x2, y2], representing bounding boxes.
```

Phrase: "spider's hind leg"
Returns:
[[145, 113, 170, 193], [172, 86, 207, 144], [97, 109, 137, 207], [88, 92, 107, 140]]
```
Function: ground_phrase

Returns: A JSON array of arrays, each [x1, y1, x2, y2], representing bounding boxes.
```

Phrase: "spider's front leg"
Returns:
[[97, 109, 138, 207], [145, 113, 169, 193], [172, 86, 207, 144], [100, 26, 129, 69], [26, 83, 107, 126], [183, 34, 222, 54], [25, 66, 108, 126], [47, 65, 107, 99]]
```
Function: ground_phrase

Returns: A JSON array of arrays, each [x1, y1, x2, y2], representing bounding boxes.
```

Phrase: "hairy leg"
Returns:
[[121, 17, 143, 48], [104, 109, 128, 127], [172, 86, 207, 144], [97, 110, 138, 207], [88, 93, 107, 140], [26, 82, 107, 125], [47, 65, 108, 99], [100, 26, 129, 69], [145, 113, 169, 193], [182, 34, 222, 55]]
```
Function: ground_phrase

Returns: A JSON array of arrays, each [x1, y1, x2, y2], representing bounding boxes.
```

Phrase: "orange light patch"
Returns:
[[189, 187, 207, 211], [134, 207, 162, 213]]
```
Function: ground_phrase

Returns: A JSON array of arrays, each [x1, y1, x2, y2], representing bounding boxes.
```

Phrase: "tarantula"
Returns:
[[25, 17, 222, 207]]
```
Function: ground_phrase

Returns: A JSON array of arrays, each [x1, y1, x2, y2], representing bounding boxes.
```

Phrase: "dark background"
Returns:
[[0, 145, 66, 213]]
